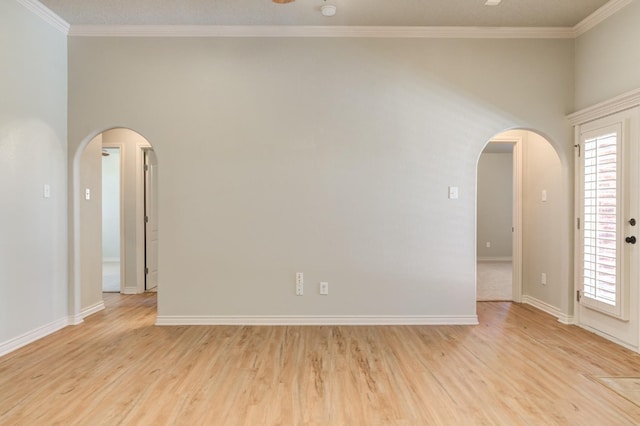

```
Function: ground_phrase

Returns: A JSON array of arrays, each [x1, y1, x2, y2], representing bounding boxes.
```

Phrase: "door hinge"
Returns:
[[577, 217, 580, 230], [574, 143, 581, 157], [145, 216, 149, 223], [145, 267, 149, 275], [144, 164, 149, 171], [576, 290, 581, 302]]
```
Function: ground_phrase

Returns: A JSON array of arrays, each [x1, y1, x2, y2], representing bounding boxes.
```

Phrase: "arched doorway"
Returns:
[[476, 129, 568, 317], [70, 128, 158, 321]]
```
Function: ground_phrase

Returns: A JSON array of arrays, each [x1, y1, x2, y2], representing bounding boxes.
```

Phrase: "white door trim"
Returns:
[[481, 136, 523, 303], [142, 147, 159, 291]]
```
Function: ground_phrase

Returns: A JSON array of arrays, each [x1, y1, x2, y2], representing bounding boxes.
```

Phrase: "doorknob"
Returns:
[[626, 236, 637, 244], [630, 218, 637, 226]]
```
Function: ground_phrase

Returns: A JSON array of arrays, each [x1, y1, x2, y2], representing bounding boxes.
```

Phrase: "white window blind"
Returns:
[[583, 132, 618, 306]]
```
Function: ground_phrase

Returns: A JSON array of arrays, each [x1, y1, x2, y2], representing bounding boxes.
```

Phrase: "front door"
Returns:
[[576, 108, 639, 349]]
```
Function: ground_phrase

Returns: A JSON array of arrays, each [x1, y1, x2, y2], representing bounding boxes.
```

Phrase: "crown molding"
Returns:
[[20, 0, 632, 39], [573, 0, 632, 37], [16, 0, 69, 34], [567, 88, 640, 125], [68, 24, 575, 38]]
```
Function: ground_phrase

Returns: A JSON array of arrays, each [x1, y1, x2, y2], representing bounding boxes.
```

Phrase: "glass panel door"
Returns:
[[579, 123, 626, 319]]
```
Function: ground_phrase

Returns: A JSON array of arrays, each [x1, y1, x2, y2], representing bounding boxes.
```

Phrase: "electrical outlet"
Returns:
[[296, 272, 304, 295], [486, 242, 491, 248], [320, 282, 329, 295]]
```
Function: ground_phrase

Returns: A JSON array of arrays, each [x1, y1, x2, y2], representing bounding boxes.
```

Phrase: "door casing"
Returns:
[[573, 107, 640, 352]]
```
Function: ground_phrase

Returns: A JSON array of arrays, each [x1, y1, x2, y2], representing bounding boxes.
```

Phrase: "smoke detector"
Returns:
[[321, 4, 337, 17]]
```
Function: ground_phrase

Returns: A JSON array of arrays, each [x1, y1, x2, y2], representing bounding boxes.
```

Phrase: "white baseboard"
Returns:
[[521, 295, 575, 324], [557, 314, 577, 325], [68, 313, 84, 325], [2, 300, 109, 358], [122, 287, 139, 295], [156, 314, 479, 326], [81, 301, 105, 318], [477, 257, 513, 262], [0, 316, 72, 358]]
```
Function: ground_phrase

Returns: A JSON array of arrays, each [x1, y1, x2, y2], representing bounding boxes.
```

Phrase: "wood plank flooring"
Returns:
[[2, 294, 640, 425]]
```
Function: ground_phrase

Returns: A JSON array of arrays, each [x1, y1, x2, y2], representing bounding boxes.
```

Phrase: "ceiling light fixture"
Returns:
[[485, 0, 502, 5], [321, 4, 337, 17]]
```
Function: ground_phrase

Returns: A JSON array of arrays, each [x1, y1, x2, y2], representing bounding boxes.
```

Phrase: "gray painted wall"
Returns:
[[477, 152, 513, 259], [68, 37, 574, 319], [520, 131, 566, 309], [575, 0, 640, 109], [0, 1, 68, 345], [80, 136, 103, 310]]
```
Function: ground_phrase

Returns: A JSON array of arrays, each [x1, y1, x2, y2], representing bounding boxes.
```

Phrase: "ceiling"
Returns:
[[37, 0, 612, 28], [483, 142, 515, 154]]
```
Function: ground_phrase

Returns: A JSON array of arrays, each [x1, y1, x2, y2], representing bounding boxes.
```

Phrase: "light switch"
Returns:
[[541, 190, 547, 202], [85, 188, 91, 200], [43, 184, 51, 199], [448, 186, 459, 199], [296, 273, 304, 296]]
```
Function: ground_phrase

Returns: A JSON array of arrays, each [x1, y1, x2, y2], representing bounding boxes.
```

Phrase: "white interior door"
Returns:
[[576, 108, 639, 350], [144, 149, 159, 290]]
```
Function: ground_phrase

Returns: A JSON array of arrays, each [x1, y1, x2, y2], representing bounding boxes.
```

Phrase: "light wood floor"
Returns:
[[2, 294, 640, 425]]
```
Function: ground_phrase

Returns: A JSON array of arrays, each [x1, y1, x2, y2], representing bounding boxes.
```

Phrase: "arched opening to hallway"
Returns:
[[476, 129, 564, 309], [71, 128, 158, 319]]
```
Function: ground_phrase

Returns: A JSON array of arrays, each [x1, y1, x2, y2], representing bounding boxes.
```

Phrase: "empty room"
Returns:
[[2, 0, 640, 423]]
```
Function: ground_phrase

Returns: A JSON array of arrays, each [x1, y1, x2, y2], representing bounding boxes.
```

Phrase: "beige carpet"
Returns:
[[477, 260, 512, 301], [595, 377, 640, 407]]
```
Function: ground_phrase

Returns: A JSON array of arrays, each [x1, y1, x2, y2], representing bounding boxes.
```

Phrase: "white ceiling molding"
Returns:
[[567, 88, 640, 125], [20, 0, 632, 39], [16, 0, 69, 34], [573, 0, 632, 37], [68, 25, 575, 39]]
